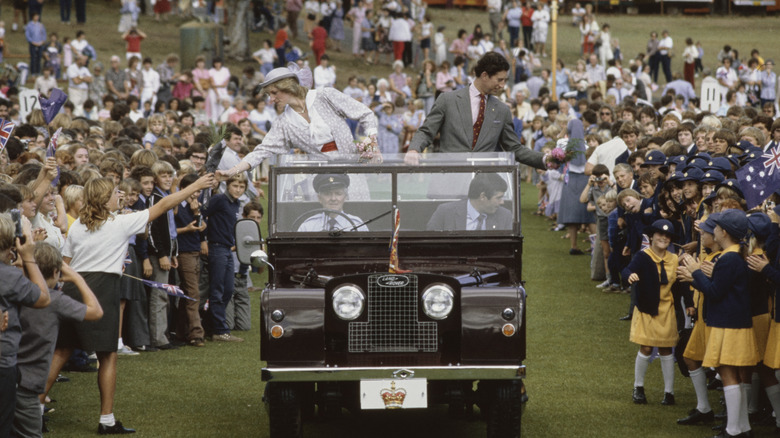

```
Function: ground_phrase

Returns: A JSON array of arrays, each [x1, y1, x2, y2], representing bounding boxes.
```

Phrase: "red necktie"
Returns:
[[472, 93, 485, 149]]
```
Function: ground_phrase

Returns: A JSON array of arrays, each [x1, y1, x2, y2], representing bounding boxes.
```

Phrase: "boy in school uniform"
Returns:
[[203, 173, 247, 342], [14, 242, 103, 437]]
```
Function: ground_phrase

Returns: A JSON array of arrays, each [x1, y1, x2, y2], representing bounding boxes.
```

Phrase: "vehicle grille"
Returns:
[[348, 274, 438, 353]]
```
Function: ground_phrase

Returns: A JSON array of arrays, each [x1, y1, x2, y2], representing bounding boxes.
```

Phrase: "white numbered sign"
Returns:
[[19, 88, 41, 124]]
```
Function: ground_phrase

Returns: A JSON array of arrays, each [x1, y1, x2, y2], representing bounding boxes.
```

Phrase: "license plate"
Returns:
[[360, 378, 427, 410]]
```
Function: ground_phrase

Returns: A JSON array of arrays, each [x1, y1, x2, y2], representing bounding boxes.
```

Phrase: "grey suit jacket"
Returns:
[[426, 200, 513, 231], [409, 87, 545, 169]]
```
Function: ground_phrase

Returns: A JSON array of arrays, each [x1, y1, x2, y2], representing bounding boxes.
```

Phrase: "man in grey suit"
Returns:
[[427, 173, 512, 231], [405, 52, 547, 169]]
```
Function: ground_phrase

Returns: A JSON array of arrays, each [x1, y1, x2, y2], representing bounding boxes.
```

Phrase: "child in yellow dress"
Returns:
[[680, 208, 759, 438], [623, 219, 679, 405], [676, 212, 722, 425]]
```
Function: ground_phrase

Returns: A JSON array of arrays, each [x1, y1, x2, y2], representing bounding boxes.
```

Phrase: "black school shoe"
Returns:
[[632, 386, 647, 404], [661, 392, 675, 405], [677, 408, 714, 425], [98, 421, 136, 435]]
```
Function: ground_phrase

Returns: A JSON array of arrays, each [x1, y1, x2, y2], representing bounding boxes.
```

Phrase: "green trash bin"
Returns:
[[180, 21, 224, 68]]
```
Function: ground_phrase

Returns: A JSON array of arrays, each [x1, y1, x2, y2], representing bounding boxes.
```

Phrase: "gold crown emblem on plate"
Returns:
[[380, 381, 407, 409]]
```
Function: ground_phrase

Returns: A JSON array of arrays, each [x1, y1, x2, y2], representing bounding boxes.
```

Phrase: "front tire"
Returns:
[[483, 380, 523, 438], [267, 382, 303, 438]]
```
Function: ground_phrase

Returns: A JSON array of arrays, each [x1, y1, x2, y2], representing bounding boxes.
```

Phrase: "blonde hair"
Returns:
[[227, 172, 248, 186], [147, 113, 166, 132], [266, 77, 307, 100], [604, 189, 618, 202], [130, 149, 158, 169], [151, 160, 175, 178], [62, 184, 84, 211], [49, 113, 72, 132], [80, 178, 115, 232], [28, 109, 45, 126], [0, 213, 14, 251]]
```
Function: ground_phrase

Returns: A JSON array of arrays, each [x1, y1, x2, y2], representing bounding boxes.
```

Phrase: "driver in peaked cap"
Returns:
[[297, 174, 369, 232]]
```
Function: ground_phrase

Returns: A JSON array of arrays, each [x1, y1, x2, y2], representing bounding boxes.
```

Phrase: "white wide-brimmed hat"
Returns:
[[259, 67, 298, 89]]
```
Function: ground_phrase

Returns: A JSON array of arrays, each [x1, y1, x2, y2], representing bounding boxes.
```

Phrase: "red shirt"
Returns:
[[124, 34, 144, 53], [311, 26, 327, 50], [521, 7, 533, 27], [274, 28, 288, 49]]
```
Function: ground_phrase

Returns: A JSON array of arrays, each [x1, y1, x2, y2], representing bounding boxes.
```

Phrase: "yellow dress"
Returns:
[[630, 248, 679, 348], [702, 245, 760, 368], [683, 250, 720, 362]]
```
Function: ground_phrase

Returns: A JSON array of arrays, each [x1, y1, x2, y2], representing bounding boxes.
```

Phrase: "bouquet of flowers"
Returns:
[[545, 138, 584, 170], [355, 136, 379, 162]]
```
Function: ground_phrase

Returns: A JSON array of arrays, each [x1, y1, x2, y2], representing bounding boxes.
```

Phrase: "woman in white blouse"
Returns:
[[221, 64, 378, 179], [208, 57, 231, 120]]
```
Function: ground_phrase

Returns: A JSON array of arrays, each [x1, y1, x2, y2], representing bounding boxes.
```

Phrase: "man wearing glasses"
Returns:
[[186, 144, 208, 174]]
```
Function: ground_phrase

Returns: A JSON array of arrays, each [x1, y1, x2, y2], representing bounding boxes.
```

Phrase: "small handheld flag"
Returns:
[[0, 118, 15, 152], [39, 88, 68, 124], [123, 274, 195, 301]]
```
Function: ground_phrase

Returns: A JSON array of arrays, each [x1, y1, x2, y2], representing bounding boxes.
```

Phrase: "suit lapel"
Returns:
[[457, 89, 474, 149]]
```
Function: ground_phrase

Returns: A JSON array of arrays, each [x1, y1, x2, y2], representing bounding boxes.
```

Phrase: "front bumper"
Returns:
[[261, 364, 526, 382]]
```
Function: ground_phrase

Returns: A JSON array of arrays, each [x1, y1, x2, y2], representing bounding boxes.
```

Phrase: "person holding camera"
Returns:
[[580, 163, 614, 263]]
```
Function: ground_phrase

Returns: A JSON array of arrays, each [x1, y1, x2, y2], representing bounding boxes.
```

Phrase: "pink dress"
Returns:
[[192, 67, 211, 116]]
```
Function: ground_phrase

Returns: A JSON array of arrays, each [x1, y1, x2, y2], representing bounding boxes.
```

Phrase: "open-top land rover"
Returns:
[[245, 153, 528, 437]]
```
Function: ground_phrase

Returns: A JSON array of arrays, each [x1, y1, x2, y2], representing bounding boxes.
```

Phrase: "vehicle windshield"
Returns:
[[271, 153, 518, 234]]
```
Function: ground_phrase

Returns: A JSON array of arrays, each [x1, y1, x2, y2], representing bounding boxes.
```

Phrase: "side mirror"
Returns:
[[235, 218, 264, 265]]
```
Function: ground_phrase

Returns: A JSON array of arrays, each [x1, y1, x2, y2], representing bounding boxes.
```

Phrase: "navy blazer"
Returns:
[[692, 250, 752, 328]]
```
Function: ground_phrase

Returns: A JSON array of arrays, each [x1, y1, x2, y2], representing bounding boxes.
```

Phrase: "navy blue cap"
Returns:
[[724, 154, 741, 167], [747, 212, 772, 240], [312, 174, 350, 192], [703, 157, 732, 174], [733, 140, 754, 152], [666, 170, 685, 183], [700, 170, 725, 184], [686, 156, 709, 169], [703, 190, 718, 205], [713, 208, 748, 240], [641, 150, 668, 168], [679, 167, 704, 182], [687, 153, 711, 166], [700, 212, 722, 234], [716, 179, 744, 199], [666, 155, 687, 168], [644, 219, 677, 242]]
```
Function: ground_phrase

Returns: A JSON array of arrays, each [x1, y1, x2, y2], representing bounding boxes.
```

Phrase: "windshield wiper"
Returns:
[[329, 210, 393, 236]]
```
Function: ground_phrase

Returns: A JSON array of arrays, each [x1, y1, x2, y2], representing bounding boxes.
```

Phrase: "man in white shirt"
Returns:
[[487, 0, 503, 40], [313, 55, 336, 89], [298, 174, 367, 232], [67, 55, 92, 117], [586, 53, 606, 92], [658, 30, 673, 84], [140, 57, 161, 108]]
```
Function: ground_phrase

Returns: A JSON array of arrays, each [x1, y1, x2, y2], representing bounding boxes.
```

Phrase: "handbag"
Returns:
[[674, 326, 693, 377]]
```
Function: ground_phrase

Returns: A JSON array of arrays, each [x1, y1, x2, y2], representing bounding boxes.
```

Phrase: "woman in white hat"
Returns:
[[220, 63, 378, 177]]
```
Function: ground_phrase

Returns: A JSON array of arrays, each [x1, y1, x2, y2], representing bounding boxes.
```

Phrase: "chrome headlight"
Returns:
[[332, 284, 365, 321], [422, 284, 454, 320]]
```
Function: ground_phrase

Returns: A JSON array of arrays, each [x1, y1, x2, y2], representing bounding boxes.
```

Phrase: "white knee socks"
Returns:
[[723, 385, 742, 436], [689, 367, 711, 413], [660, 354, 675, 394], [765, 384, 780, 427], [634, 351, 651, 388]]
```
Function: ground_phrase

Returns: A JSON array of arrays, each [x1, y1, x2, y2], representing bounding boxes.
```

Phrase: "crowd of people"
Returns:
[[0, 0, 779, 436]]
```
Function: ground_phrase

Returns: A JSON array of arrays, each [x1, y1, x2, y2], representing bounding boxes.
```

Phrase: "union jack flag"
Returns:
[[0, 118, 15, 151], [640, 234, 650, 251], [141, 278, 195, 301]]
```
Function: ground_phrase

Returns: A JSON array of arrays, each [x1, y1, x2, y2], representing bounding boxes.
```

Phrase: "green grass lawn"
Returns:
[[43, 182, 753, 437]]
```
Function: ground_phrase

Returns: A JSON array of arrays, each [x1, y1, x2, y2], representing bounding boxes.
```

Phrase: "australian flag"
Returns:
[[736, 147, 780, 209], [141, 279, 195, 301], [39, 88, 67, 124], [0, 118, 15, 151]]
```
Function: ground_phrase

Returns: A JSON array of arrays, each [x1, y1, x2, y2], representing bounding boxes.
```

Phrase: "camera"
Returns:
[[9, 208, 25, 244]]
